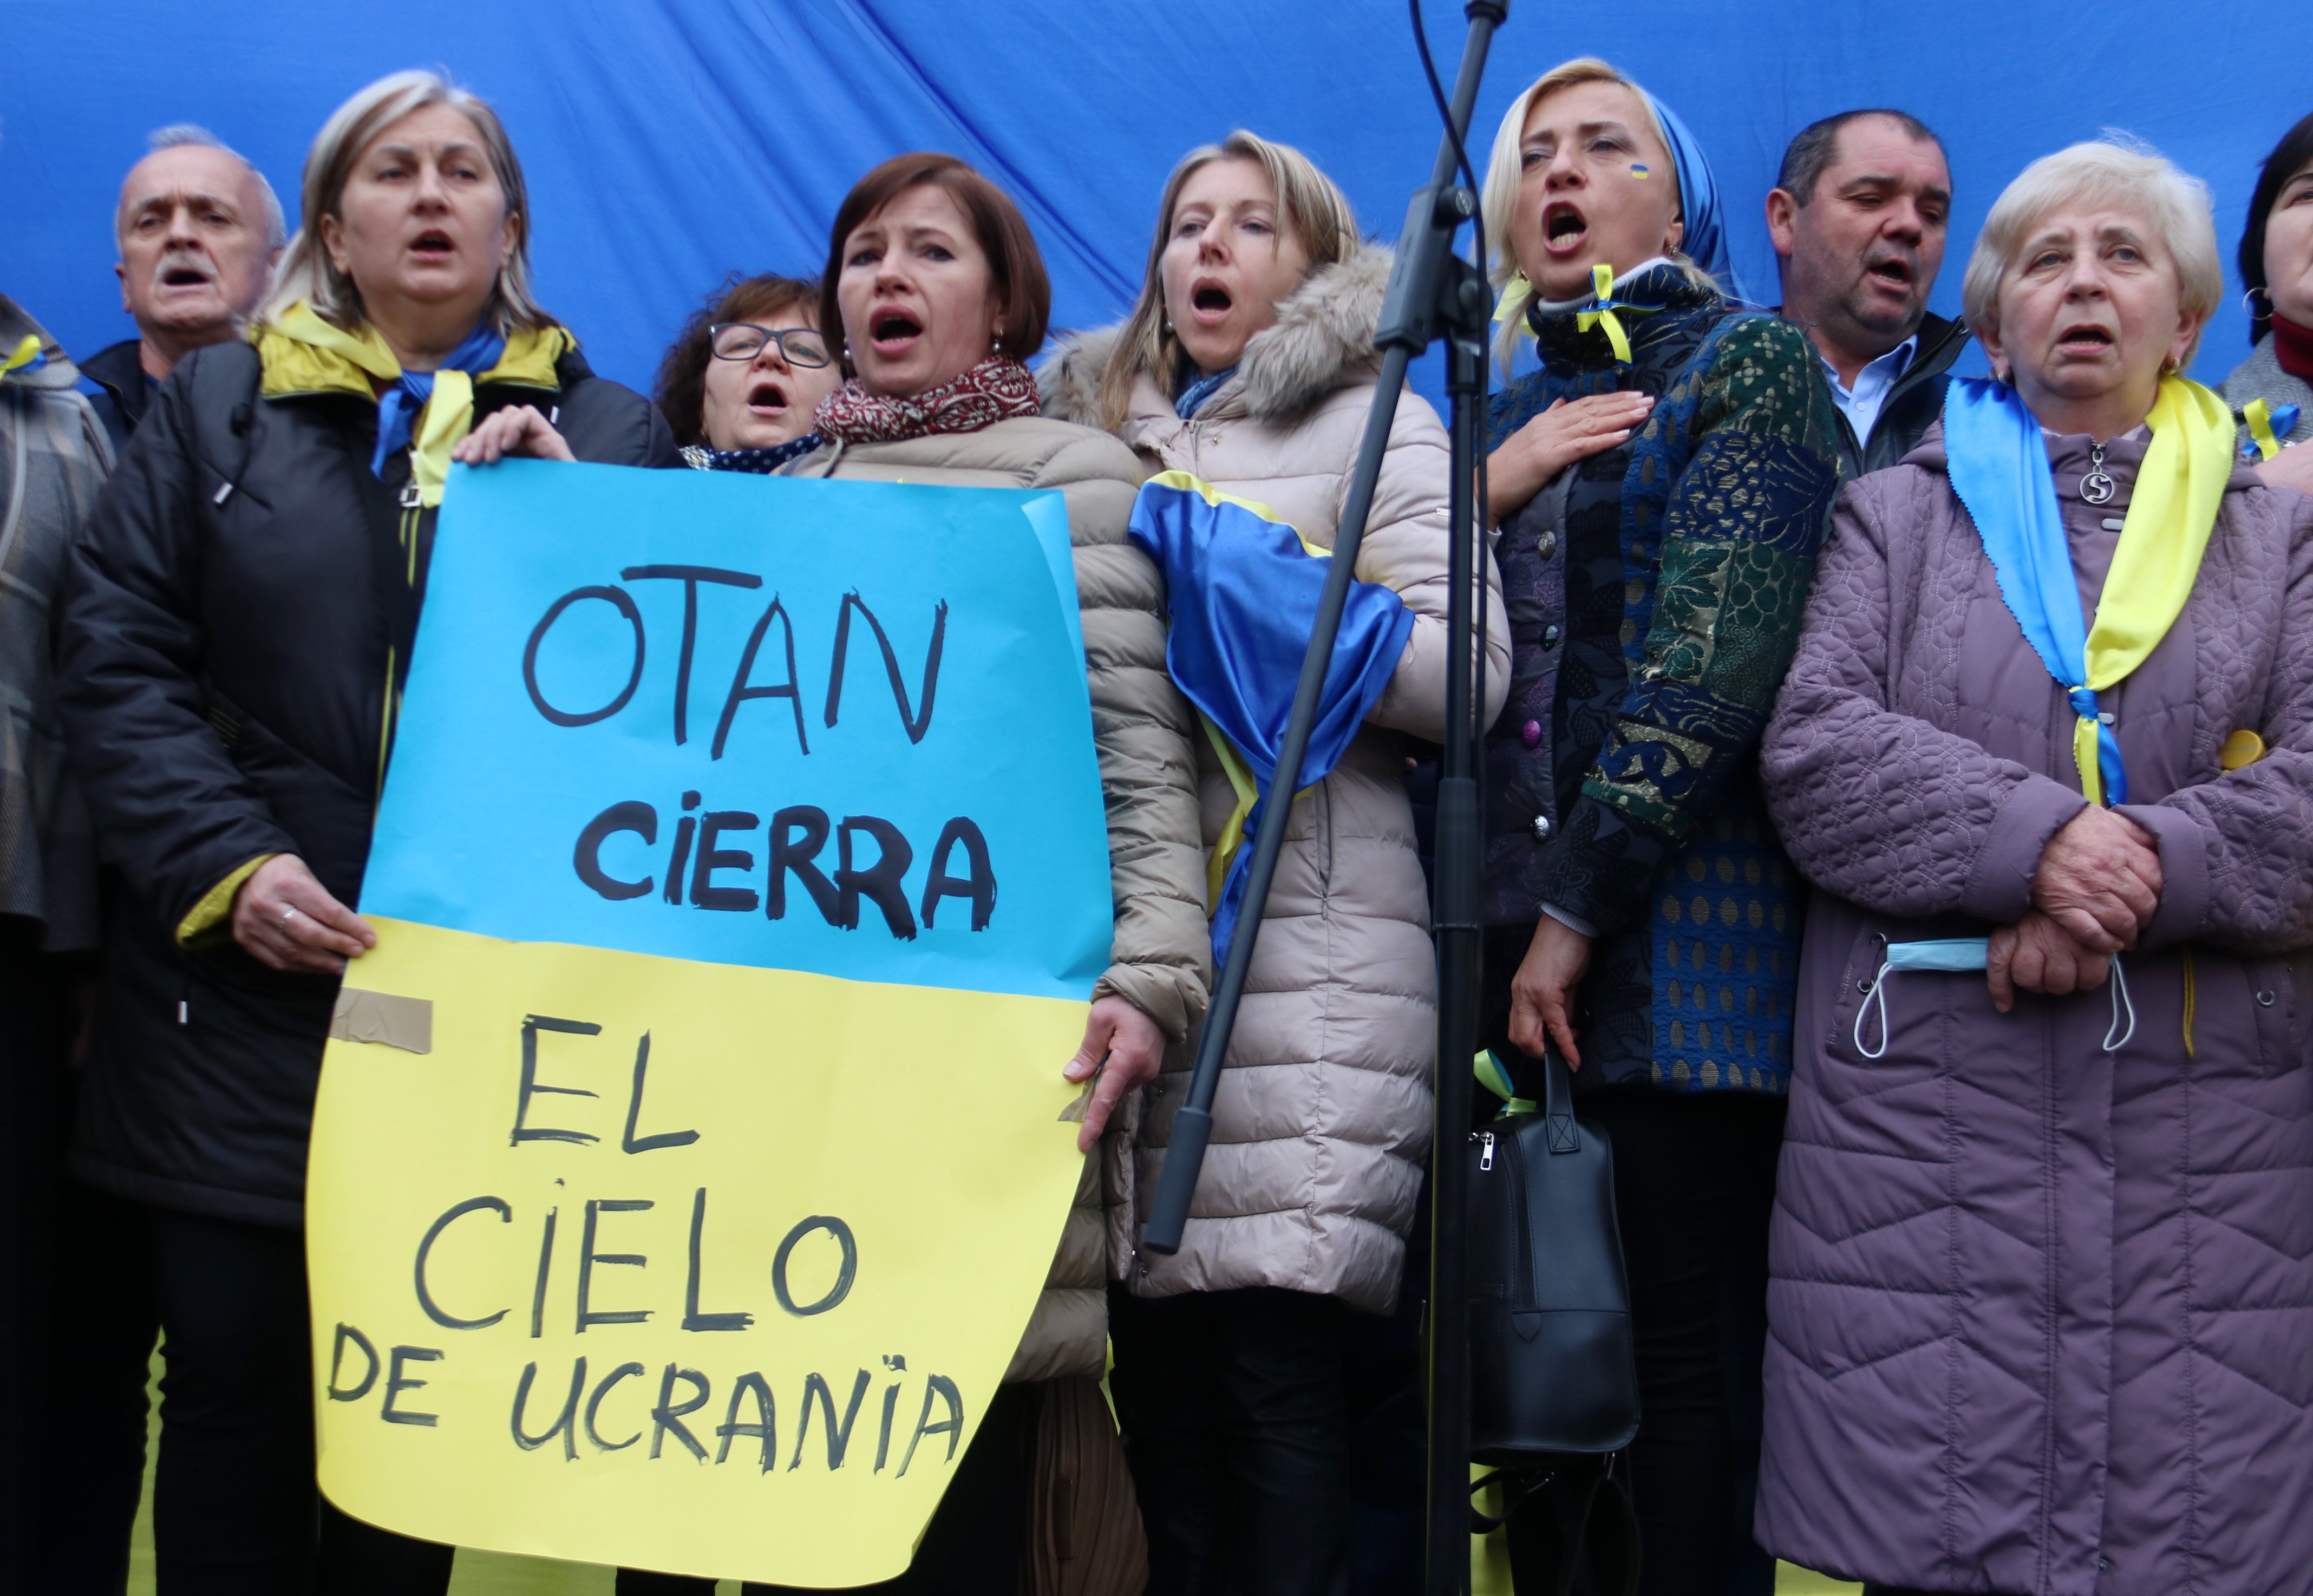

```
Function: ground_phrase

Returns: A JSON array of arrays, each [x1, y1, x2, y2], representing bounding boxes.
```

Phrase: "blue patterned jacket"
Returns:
[[1484, 265, 1838, 1093]]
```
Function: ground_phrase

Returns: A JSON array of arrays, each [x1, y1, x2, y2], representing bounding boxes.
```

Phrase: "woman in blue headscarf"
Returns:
[[1471, 56, 1840, 1596]]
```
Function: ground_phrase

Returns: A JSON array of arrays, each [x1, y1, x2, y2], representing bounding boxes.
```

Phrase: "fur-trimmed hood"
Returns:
[[1041, 242, 1393, 428]]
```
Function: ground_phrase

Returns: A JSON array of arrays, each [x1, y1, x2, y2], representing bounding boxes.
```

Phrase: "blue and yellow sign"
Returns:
[[306, 461, 1113, 1585]]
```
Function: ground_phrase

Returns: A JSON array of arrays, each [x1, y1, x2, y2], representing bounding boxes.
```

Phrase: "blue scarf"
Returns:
[[1174, 365, 1237, 420], [1943, 378, 2126, 802], [369, 321, 506, 479], [679, 434, 822, 474], [1643, 93, 1742, 303]]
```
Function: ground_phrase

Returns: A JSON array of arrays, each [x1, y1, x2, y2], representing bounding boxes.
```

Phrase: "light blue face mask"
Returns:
[[1854, 937, 2134, 1058]]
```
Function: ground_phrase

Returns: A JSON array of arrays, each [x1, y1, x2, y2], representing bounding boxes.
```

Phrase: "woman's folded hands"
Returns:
[[1990, 806, 2164, 1010]]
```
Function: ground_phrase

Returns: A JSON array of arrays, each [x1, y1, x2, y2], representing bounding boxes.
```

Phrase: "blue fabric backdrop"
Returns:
[[4, 0, 2308, 400]]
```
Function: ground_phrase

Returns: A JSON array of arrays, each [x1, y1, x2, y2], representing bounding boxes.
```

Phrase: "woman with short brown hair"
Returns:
[[652, 271, 841, 468]]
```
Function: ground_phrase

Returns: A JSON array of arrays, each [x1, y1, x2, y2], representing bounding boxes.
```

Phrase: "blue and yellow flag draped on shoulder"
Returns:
[[1944, 374, 2233, 806], [1126, 471, 1413, 965]]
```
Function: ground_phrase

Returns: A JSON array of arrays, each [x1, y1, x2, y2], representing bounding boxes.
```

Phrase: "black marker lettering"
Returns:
[[573, 801, 657, 900], [414, 1196, 512, 1330], [897, 1375, 966, 1476], [326, 1323, 381, 1402], [512, 1016, 602, 1147], [690, 811, 761, 912], [524, 586, 644, 727], [381, 1348, 444, 1426], [650, 1364, 713, 1461], [619, 565, 763, 745], [771, 1215, 858, 1317], [920, 817, 997, 931], [715, 1372, 779, 1470], [789, 1370, 871, 1470], [529, 1206, 558, 1339], [683, 1188, 752, 1331], [584, 1361, 646, 1452], [622, 1034, 700, 1154], [712, 594, 809, 758], [824, 591, 946, 743], [767, 806, 842, 924], [875, 1355, 907, 1472], [574, 1199, 652, 1331], [837, 815, 916, 939], [511, 1358, 586, 1458], [662, 815, 696, 904]]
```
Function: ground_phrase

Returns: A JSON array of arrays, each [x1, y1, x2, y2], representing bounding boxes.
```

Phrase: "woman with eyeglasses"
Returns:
[[652, 271, 844, 471]]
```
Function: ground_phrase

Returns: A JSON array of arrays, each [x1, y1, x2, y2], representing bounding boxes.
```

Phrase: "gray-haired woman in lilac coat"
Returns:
[[1756, 138, 2313, 1596]]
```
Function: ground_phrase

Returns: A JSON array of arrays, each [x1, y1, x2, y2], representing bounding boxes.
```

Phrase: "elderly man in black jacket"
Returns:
[[80, 125, 284, 453], [1766, 109, 1972, 479]]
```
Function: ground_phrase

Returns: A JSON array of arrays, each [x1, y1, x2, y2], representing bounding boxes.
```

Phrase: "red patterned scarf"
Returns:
[[814, 356, 1041, 443]]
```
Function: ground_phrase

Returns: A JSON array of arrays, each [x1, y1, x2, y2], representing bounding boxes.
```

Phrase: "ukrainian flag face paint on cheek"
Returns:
[[1629, 163, 1650, 179]]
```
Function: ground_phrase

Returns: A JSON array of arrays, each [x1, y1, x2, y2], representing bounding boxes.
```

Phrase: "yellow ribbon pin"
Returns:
[[1576, 264, 1634, 364], [2245, 397, 2283, 462], [1, 333, 45, 376]]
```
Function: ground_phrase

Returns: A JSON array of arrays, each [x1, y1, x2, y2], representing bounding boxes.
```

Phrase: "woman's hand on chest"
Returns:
[[1488, 390, 1654, 524]]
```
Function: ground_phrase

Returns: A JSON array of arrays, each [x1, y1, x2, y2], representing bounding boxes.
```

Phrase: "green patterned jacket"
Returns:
[[1485, 268, 1839, 1092]]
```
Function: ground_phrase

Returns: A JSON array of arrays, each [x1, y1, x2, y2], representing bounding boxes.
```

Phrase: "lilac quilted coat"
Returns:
[[1755, 423, 2313, 1596]]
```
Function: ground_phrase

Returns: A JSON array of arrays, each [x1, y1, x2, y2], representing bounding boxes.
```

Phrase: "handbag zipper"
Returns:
[[1479, 1130, 1495, 1170], [1504, 1126, 1537, 1312]]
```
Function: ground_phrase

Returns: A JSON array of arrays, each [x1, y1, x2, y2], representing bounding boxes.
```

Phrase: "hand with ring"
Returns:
[[230, 855, 376, 974]]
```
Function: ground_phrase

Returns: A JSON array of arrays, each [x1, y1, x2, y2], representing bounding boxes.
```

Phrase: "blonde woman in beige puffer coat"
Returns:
[[1042, 131, 1507, 1593]]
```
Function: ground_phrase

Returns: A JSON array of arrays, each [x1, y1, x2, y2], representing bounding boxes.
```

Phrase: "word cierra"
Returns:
[[574, 795, 995, 940]]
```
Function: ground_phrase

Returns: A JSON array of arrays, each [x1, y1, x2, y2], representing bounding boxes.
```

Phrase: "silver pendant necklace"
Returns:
[[2080, 441, 2117, 506]]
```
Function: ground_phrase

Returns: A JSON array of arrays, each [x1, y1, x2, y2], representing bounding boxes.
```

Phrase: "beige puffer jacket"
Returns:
[[1043, 246, 1510, 1313], [788, 416, 1208, 1381]]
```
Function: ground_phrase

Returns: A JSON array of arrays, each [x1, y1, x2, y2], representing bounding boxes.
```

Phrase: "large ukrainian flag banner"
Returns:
[[305, 461, 1114, 1586]]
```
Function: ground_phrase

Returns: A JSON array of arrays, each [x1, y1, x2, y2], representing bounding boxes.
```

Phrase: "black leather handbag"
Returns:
[[1468, 1046, 1639, 1460]]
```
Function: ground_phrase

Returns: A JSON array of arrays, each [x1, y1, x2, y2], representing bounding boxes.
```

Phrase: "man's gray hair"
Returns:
[[134, 123, 289, 249]]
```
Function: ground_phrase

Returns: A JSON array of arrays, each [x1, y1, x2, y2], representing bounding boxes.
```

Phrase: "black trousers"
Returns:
[[49, 1192, 455, 1595], [0, 926, 151, 1596], [612, 1378, 1029, 1595], [1503, 1087, 1785, 1596], [1108, 1284, 1351, 1596]]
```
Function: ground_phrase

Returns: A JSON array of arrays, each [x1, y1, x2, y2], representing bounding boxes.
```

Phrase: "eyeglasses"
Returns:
[[709, 323, 832, 367]]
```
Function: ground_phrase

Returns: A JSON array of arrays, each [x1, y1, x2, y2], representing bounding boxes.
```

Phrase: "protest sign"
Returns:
[[305, 460, 1113, 1585]]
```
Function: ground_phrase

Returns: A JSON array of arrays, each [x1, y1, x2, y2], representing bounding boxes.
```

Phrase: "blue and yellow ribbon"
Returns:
[[1492, 263, 1664, 366], [1946, 375, 2233, 806], [2242, 397, 2300, 462], [1, 333, 48, 378]]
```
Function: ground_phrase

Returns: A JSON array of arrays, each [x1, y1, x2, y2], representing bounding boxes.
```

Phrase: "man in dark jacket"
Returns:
[[79, 126, 282, 451], [0, 293, 153, 1590], [1766, 110, 1971, 479]]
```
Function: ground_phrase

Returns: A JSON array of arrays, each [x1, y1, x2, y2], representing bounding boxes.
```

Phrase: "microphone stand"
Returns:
[[1137, 4, 1504, 1591]]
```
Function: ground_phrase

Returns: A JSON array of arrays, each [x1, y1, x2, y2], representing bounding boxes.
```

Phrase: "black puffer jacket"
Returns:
[[57, 333, 676, 1225]]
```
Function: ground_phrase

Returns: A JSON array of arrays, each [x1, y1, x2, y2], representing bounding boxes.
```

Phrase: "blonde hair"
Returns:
[[260, 69, 553, 334], [1479, 57, 1710, 375], [1093, 130, 1360, 431], [1962, 135, 2222, 372]]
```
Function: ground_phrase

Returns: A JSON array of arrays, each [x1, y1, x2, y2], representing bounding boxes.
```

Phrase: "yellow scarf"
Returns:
[[2073, 377, 2235, 802], [252, 302, 570, 507]]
